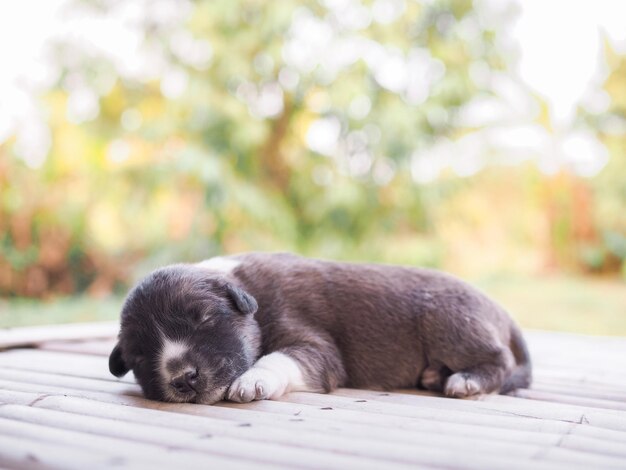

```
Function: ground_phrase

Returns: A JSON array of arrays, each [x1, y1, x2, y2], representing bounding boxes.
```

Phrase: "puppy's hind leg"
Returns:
[[444, 351, 513, 398]]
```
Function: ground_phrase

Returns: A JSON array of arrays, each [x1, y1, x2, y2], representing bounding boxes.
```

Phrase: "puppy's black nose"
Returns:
[[170, 369, 199, 394]]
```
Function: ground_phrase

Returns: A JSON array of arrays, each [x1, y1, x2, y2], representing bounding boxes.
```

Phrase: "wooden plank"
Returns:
[[280, 391, 626, 433], [0, 389, 42, 406], [0, 416, 271, 470], [531, 367, 626, 390], [2, 385, 550, 449], [2, 376, 625, 449], [18, 390, 567, 447], [512, 388, 626, 411], [0, 349, 135, 384], [0, 367, 142, 396], [0, 391, 564, 470], [334, 387, 626, 417], [525, 330, 626, 351], [0, 322, 118, 351], [533, 363, 626, 381], [525, 333, 626, 381], [38, 339, 116, 356], [0, 403, 563, 470], [2, 375, 626, 466], [0, 433, 130, 470], [0, 389, 614, 470], [220, 401, 626, 446], [530, 379, 626, 401], [530, 357, 626, 376], [1, 404, 412, 470], [25, 390, 626, 461]]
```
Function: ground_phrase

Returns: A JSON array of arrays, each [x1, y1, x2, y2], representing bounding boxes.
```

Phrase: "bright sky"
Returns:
[[1, 0, 625, 176], [510, 0, 626, 125]]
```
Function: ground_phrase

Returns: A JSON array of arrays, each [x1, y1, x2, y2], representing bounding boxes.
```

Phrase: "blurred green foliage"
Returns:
[[0, 0, 625, 304]]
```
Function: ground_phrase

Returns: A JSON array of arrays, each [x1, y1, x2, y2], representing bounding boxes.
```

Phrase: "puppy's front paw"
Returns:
[[227, 367, 284, 403], [444, 373, 481, 398]]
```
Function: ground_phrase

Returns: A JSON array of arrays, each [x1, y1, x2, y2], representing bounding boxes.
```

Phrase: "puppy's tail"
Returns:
[[500, 324, 532, 394]]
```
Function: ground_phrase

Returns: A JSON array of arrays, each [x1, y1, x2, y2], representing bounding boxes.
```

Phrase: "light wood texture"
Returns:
[[0, 322, 118, 350], [0, 326, 625, 469]]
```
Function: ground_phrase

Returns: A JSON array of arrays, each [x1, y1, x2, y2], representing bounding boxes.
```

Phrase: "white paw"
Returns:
[[227, 367, 285, 403], [444, 373, 482, 398]]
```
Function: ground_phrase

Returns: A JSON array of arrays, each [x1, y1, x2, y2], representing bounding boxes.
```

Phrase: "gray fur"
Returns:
[[109, 252, 532, 403]]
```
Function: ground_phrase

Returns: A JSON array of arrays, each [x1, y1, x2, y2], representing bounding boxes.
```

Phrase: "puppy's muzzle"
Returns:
[[170, 368, 199, 394]]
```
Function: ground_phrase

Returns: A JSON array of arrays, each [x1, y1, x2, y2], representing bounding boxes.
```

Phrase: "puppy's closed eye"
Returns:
[[194, 307, 230, 325], [190, 310, 212, 325]]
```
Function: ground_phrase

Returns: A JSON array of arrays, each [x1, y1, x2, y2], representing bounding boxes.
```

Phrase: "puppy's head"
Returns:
[[109, 264, 260, 404]]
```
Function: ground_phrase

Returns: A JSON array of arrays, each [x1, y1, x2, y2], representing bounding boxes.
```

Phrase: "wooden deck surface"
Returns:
[[0, 323, 625, 469]]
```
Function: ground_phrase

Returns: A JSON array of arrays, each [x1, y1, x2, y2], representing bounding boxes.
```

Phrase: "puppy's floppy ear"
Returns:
[[109, 343, 130, 378], [225, 283, 258, 315]]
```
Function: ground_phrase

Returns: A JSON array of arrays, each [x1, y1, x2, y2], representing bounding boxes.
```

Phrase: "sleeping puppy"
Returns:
[[109, 252, 532, 404]]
